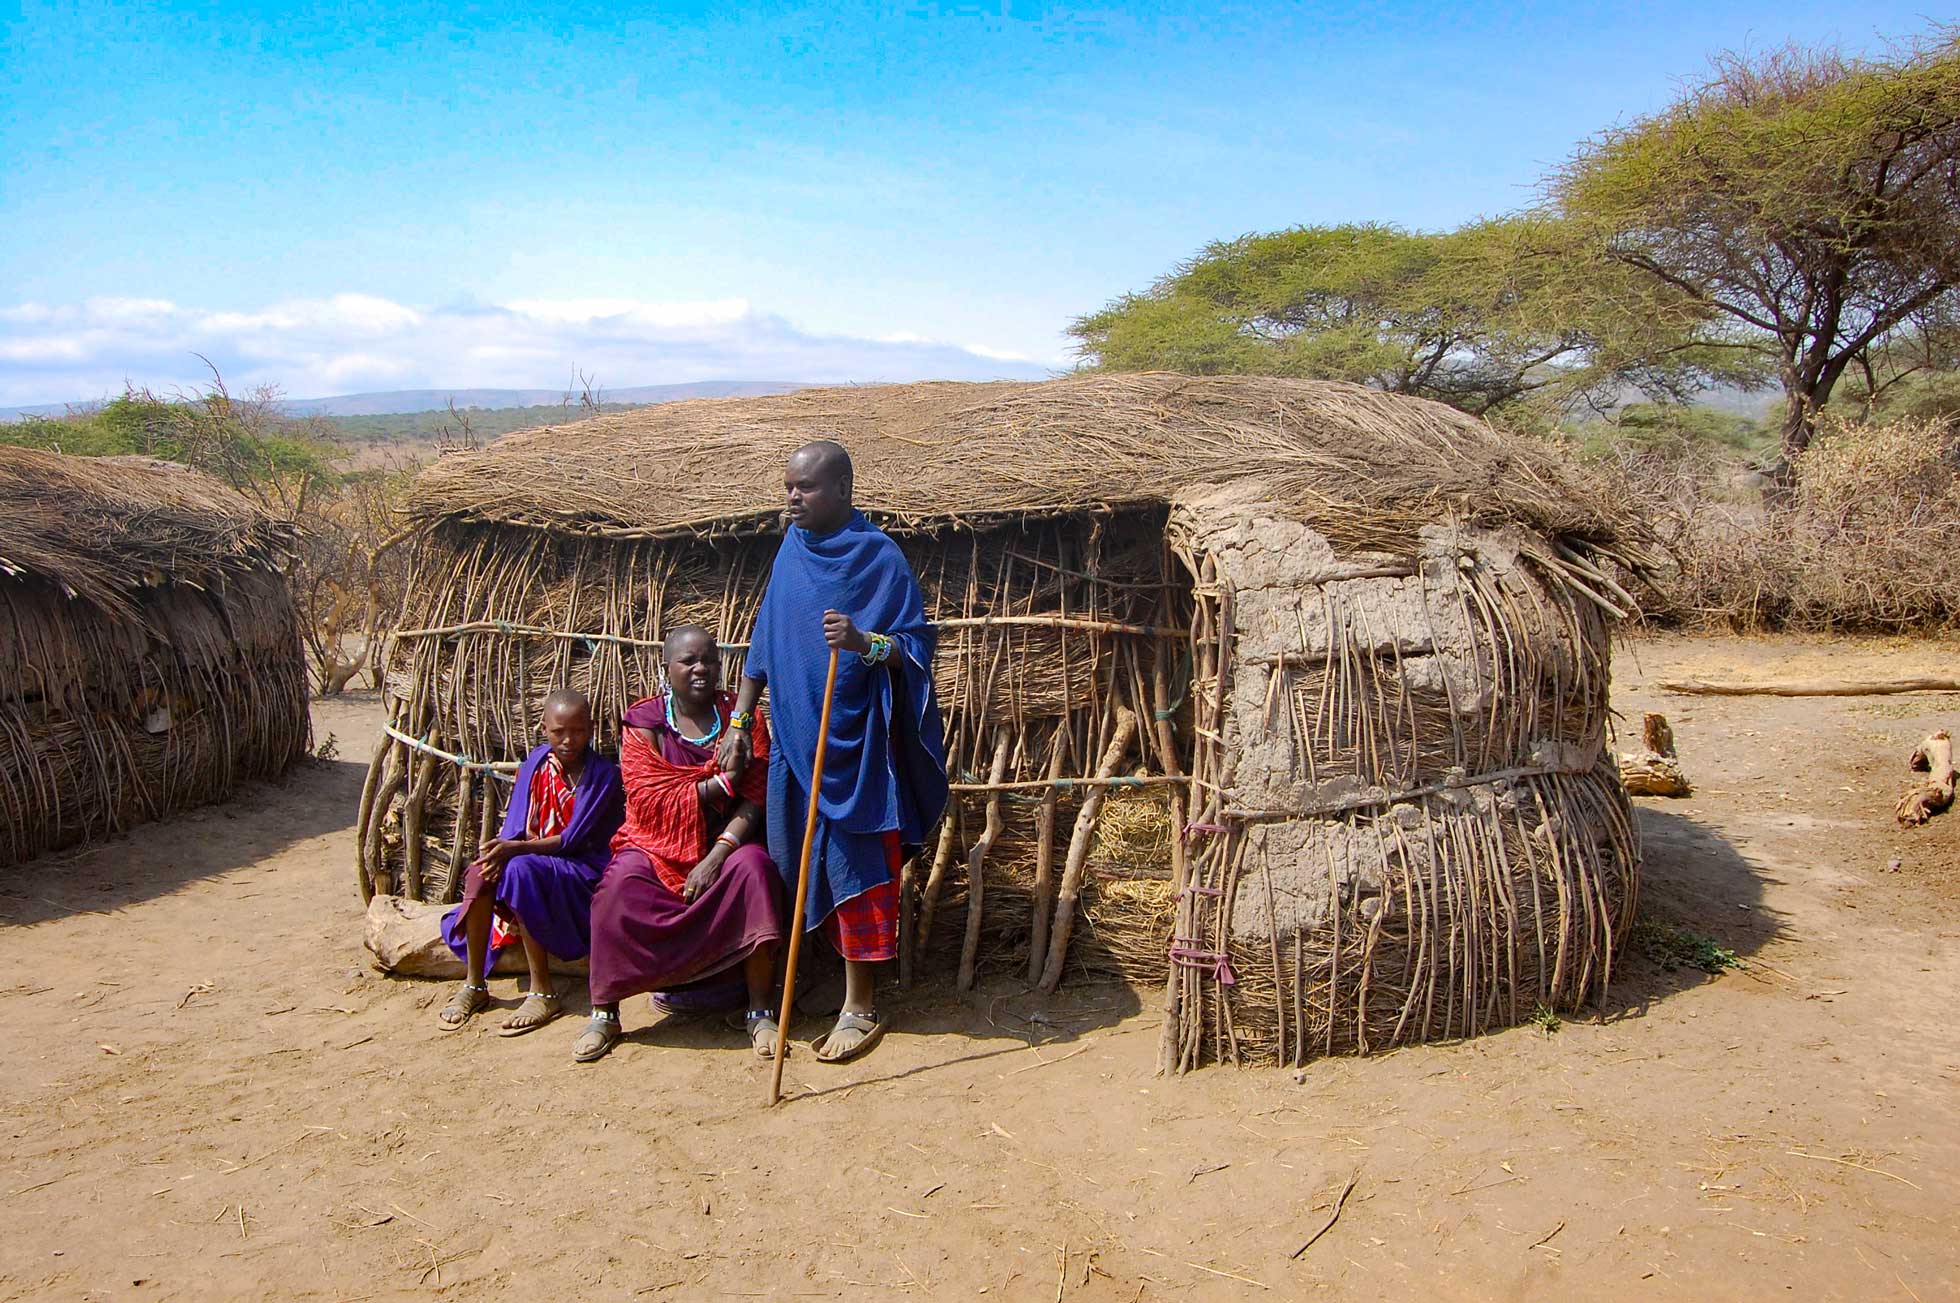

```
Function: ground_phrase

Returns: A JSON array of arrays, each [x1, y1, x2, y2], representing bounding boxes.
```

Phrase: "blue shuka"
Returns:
[[744, 510, 949, 931]]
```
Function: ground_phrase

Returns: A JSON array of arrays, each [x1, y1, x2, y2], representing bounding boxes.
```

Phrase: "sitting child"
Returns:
[[437, 688, 624, 1034]]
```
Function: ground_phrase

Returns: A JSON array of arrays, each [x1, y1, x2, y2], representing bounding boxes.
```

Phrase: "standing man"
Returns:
[[716, 440, 947, 1062]]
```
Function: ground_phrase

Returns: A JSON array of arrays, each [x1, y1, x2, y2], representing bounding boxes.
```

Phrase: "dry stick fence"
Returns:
[[358, 511, 1195, 993]]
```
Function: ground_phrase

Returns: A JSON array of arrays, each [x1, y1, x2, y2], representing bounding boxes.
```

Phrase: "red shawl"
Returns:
[[612, 691, 770, 895]]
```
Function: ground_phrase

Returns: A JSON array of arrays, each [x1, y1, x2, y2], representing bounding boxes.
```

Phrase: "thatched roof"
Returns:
[[405, 372, 1647, 563], [0, 447, 297, 619]]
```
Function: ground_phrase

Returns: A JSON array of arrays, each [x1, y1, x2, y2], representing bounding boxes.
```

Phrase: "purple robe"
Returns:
[[440, 743, 624, 978]]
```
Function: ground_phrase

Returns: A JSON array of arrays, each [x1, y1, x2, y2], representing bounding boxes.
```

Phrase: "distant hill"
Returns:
[[2, 380, 808, 422], [278, 380, 808, 417]]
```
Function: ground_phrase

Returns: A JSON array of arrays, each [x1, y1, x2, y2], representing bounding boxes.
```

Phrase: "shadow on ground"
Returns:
[[0, 753, 366, 927], [1599, 804, 1779, 1021]]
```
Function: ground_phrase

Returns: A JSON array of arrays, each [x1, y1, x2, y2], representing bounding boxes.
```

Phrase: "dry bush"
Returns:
[[1624, 414, 1960, 632]]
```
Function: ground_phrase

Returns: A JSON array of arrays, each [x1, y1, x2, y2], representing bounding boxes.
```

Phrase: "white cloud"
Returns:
[[0, 294, 1053, 408]]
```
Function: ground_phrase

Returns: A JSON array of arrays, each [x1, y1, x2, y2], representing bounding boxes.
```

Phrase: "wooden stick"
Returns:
[[392, 613, 1189, 645], [1659, 676, 1960, 697], [1039, 708, 1138, 992], [1026, 731, 1069, 985], [958, 728, 1014, 993], [947, 774, 1188, 793], [770, 647, 841, 1107]]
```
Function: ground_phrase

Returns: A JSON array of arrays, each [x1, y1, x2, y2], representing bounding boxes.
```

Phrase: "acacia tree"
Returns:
[[1555, 36, 1960, 465], [1068, 218, 1737, 421]]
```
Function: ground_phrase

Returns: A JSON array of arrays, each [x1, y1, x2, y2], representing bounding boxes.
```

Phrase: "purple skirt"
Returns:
[[440, 853, 603, 980], [588, 844, 787, 1006]]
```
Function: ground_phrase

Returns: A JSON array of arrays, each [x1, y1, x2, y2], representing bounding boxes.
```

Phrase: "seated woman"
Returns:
[[573, 625, 789, 1063], [438, 688, 624, 1034]]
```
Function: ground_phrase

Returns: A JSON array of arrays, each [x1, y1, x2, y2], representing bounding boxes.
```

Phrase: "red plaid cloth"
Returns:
[[821, 831, 902, 962], [530, 755, 576, 837], [489, 754, 578, 953]]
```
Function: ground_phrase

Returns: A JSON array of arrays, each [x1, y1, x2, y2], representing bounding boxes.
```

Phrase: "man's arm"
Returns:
[[714, 675, 764, 781]]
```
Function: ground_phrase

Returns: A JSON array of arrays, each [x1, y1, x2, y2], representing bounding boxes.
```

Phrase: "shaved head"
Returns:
[[788, 440, 852, 493], [541, 687, 591, 722], [662, 624, 714, 658], [784, 439, 855, 533]]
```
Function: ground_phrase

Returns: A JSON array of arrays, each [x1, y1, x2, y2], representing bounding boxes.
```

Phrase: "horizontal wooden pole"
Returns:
[[1659, 676, 1960, 698], [382, 726, 520, 780], [391, 614, 1191, 646], [947, 774, 1189, 793]]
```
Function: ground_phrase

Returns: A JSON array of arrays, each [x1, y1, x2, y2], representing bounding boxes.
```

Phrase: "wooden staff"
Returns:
[[770, 647, 842, 1106]]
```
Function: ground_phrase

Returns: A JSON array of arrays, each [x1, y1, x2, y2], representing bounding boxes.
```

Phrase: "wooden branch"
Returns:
[[1039, 708, 1139, 993], [1026, 731, 1069, 985], [1659, 677, 1960, 698], [958, 729, 1014, 994], [1897, 731, 1955, 827]]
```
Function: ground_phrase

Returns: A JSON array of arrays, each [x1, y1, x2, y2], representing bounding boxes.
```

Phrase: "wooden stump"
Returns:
[[1618, 711, 1691, 798], [1896, 731, 1956, 826]]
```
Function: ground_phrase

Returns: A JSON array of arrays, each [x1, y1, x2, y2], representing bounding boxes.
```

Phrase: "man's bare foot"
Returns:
[[814, 1009, 886, 1062]]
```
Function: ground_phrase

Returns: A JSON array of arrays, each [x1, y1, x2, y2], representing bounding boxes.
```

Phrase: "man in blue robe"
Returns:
[[717, 440, 948, 1061]]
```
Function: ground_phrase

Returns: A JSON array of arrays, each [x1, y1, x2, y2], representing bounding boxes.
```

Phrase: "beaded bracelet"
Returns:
[[729, 709, 755, 731], [860, 631, 894, 666]]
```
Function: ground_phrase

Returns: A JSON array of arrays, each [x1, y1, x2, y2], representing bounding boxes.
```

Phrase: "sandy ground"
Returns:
[[3, 633, 1957, 1302]]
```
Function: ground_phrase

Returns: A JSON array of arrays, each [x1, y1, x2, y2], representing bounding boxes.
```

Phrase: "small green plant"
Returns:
[[1528, 1004, 1561, 1034], [1631, 918, 1743, 974], [312, 732, 341, 763]]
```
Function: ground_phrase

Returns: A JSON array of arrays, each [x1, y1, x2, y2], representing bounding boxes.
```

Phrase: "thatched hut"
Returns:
[[362, 373, 1648, 1069], [0, 447, 310, 865]]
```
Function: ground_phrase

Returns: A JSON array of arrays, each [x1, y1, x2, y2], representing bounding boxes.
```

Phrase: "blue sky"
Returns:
[[0, 1, 1946, 405]]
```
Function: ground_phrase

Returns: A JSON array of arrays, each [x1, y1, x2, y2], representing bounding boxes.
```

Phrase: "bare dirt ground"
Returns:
[[3, 634, 1957, 1302]]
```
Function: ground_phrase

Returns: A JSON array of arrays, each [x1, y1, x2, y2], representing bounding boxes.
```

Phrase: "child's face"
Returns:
[[541, 703, 592, 767]]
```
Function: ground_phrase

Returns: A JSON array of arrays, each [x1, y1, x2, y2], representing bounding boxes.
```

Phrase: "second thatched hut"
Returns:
[[0, 447, 310, 865], [361, 373, 1647, 1069]]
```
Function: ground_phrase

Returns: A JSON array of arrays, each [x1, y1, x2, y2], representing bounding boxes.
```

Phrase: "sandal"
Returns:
[[813, 1009, 887, 1063], [498, 988, 561, 1037], [436, 982, 490, 1030], [743, 1009, 781, 1060], [572, 1011, 623, 1063]]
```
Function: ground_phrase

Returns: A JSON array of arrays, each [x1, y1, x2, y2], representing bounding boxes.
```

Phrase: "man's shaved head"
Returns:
[[788, 440, 852, 493], [541, 687, 591, 721], [783, 439, 855, 533]]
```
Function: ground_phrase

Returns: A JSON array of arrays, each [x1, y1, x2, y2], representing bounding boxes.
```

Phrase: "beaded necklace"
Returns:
[[662, 686, 723, 746]]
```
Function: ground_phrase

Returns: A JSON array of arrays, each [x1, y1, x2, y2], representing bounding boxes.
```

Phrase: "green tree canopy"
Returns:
[[1068, 218, 1739, 421], [1554, 35, 1960, 463]]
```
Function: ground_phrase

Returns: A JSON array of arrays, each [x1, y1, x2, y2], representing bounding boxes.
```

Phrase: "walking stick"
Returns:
[[770, 646, 841, 1106]]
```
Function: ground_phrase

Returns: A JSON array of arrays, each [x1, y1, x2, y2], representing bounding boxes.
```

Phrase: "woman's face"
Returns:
[[665, 632, 722, 707]]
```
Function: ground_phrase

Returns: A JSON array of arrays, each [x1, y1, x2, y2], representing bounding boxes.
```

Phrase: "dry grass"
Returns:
[[403, 372, 1653, 567]]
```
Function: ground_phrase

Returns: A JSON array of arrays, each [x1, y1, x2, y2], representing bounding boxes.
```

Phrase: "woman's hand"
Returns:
[[822, 609, 872, 655], [683, 846, 729, 903]]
